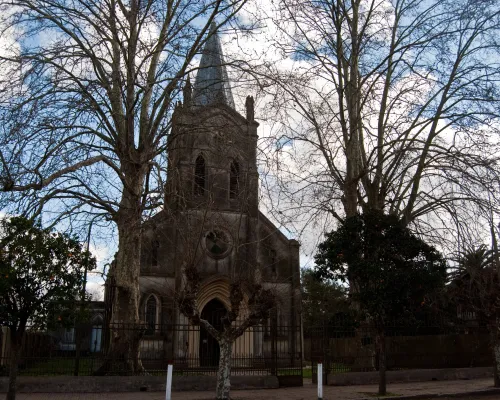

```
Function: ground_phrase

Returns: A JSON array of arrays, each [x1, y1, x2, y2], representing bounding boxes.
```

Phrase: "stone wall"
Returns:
[[0, 375, 279, 393]]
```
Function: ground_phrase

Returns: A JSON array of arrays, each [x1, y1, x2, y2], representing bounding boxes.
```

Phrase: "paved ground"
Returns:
[[416, 398, 499, 400], [9, 378, 500, 400]]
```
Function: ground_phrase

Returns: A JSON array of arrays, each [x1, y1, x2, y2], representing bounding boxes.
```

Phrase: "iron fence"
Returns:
[[305, 319, 493, 381], [0, 323, 302, 385], [5, 318, 490, 385]]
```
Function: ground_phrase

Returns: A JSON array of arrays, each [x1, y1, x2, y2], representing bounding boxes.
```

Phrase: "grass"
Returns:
[[13, 359, 320, 379], [301, 362, 352, 379], [20, 357, 102, 376]]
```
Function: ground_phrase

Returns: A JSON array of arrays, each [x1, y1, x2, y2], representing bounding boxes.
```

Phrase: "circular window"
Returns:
[[204, 229, 232, 258]]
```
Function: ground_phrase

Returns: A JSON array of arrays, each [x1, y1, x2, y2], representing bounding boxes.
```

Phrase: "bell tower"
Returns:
[[165, 22, 259, 217], [138, 25, 302, 365]]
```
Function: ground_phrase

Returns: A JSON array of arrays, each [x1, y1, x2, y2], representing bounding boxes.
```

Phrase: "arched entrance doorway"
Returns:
[[199, 298, 226, 367]]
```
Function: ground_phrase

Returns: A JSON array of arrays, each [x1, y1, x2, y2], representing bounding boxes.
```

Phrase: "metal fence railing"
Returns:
[[0, 323, 303, 385], [304, 319, 492, 380], [3, 318, 490, 386]]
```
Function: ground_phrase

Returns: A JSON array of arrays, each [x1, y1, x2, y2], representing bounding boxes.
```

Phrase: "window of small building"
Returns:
[[63, 327, 75, 344], [194, 155, 206, 196], [229, 160, 239, 199], [91, 315, 103, 353]]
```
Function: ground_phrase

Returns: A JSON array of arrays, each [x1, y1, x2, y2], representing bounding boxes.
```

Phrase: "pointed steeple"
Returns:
[[192, 22, 235, 109]]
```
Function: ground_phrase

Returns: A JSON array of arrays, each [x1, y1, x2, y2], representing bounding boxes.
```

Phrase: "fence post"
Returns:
[[166, 363, 173, 400], [74, 323, 81, 376], [271, 316, 277, 375], [317, 362, 323, 400]]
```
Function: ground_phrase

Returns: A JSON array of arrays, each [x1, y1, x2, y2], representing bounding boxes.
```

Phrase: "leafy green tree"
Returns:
[[301, 268, 352, 328], [450, 245, 494, 284], [0, 216, 94, 400], [315, 211, 447, 395]]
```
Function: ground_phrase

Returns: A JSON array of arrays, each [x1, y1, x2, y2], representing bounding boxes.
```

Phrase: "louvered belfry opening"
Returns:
[[229, 161, 239, 199], [194, 155, 206, 196]]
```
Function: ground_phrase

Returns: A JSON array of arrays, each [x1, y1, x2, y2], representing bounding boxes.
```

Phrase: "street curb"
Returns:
[[365, 387, 500, 400]]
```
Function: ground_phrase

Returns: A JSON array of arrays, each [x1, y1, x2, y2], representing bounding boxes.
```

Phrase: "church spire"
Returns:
[[192, 22, 235, 109]]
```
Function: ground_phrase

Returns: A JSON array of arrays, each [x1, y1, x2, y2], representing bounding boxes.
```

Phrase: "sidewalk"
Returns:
[[9, 378, 500, 400]]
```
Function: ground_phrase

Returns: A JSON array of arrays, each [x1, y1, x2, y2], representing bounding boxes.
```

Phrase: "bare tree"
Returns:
[[251, 0, 500, 393], [141, 202, 290, 399], [177, 261, 275, 400], [136, 161, 287, 399], [168, 196, 292, 399], [444, 178, 500, 386], [257, 0, 500, 242], [0, 0, 252, 372]]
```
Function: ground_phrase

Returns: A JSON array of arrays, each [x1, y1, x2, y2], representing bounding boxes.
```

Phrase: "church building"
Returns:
[[138, 24, 301, 367]]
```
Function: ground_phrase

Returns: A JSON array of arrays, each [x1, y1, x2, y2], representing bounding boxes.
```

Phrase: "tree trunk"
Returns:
[[6, 343, 20, 400], [216, 338, 233, 400], [7, 325, 25, 400], [493, 341, 500, 387], [99, 170, 146, 375], [109, 220, 143, 373], [377, 330, 387, 396]]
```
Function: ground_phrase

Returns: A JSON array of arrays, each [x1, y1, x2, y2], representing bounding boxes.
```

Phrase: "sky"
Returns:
[[3, 0, 322, 300], [1, 0, 500, 300], [81, 0, 328, 300]]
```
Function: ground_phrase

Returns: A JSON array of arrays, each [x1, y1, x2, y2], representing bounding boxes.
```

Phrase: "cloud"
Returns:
[[88, 242, 111, 266], [86, 280, 104, 301]]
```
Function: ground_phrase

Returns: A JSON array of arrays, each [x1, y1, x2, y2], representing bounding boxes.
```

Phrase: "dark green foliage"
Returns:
[[448, 245, 500, 322], [301, 268, 357, 329], [0, 216, 95, 330], [449, 245, 494, 283], [314, 211, 447, 325]]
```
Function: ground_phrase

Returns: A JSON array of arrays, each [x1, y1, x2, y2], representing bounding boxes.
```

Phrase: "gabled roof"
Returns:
[[192, 22, 235, 109]]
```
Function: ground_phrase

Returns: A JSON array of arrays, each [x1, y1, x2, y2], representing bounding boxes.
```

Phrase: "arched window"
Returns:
[[229, 161, 239, 199], [145, 295, 158, 334], [194, 155, 206, 196]]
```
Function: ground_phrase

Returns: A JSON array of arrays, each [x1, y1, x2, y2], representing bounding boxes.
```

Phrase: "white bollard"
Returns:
[[166, 363, 173, 400], [317, 362, 323, 400]]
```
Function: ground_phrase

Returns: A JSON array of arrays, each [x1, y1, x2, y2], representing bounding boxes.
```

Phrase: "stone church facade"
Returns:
[[138, 24, 301, 367]]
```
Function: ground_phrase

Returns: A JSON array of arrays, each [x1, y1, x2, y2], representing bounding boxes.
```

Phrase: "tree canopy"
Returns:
[[301, 268, 352, 327], [259, 0, 500, 253], [0, 216, 94, 330], [0, 216, 94, 400], [0, 0, 253, 368], [314, 210, 447, 395], [315, 211, 447, 325], [448, 245, 500, 323]]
